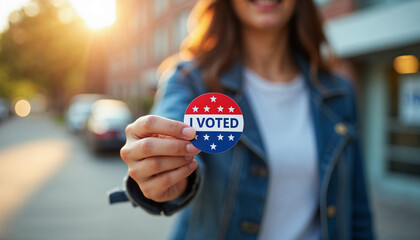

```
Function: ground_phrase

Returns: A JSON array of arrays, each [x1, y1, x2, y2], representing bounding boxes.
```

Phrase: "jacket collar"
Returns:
[[218, 52, 351, 166], [219, 52, 348, 100]]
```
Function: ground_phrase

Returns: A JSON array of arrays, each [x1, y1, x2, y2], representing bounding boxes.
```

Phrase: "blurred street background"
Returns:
[[0, 114, 174, 240], [0, 0, 420, 239]]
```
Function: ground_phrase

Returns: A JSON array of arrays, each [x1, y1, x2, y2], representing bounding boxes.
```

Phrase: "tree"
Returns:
[[0, 0, 91, 112]]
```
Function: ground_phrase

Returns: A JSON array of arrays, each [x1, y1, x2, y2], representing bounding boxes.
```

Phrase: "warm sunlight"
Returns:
[[68, 0, 116, 30]]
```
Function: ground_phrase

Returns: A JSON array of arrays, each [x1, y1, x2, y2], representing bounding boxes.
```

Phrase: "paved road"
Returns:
[[1, 114, 419, 240], [0, 114, 175, 240]]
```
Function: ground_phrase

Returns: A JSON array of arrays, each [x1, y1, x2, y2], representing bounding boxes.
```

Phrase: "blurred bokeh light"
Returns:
[[23, 2, 40, 17], [393, 55, 419, 74], [14, 99, 31, 117]]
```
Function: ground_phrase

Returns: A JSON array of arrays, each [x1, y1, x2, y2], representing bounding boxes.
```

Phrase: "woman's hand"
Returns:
[[120, 115, 200, 202]]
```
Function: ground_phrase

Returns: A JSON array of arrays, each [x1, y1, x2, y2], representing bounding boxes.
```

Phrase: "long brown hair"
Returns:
[[165, 0, 330, 92]]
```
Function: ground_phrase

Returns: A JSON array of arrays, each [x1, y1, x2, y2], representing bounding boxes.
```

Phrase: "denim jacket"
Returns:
[[109, 53, 374, 240]]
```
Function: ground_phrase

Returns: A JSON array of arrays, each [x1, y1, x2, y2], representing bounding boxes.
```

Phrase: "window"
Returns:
[[130, 46, 137, 67], [137, 41, 147, 67], [153, 27, 168, 60], [153, 0, 168, 18], [131, 5, 147, 32], [109, 57, 119, 74], [122, 50, 129, 71], [174, 11, 190, 50], [387, 56, 420, 176]]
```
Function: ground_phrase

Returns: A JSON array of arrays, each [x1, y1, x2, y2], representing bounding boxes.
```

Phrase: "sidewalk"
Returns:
[[371, 174, 420, 240]]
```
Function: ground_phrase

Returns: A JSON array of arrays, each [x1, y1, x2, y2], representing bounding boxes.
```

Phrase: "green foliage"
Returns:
[[11, 79, 39, 100], [0, 0, 90, 110], [140, 96, 155, 115], [0, 67, 13, 99], [125, 95, 155, 117]]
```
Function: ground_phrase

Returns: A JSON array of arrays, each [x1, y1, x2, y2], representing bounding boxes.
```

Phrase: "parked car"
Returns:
[[85, 99, 133, 152], [0, 98, 10, 123], [66, 94, 104, 133]]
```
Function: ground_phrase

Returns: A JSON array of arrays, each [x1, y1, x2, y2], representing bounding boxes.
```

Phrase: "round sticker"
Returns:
[[184, 93, 244, 153]]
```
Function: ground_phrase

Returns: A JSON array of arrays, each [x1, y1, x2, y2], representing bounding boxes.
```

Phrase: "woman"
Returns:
[[116, 0, 374, 239]]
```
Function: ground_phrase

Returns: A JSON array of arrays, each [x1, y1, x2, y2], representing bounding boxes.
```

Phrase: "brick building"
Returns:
[[104, 0, 359, 115], [105, 0, 195, 115]]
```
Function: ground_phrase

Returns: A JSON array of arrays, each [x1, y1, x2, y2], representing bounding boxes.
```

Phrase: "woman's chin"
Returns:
[[249, 19, 286, 31]]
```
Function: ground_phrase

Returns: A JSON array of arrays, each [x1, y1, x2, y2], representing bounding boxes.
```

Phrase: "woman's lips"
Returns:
[[249, 0, 281, 10]]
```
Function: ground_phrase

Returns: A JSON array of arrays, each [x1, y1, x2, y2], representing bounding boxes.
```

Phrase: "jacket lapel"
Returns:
[[293, 53, 354, 188], [218, 54, 355, 187], [220, 61, 267, 160]]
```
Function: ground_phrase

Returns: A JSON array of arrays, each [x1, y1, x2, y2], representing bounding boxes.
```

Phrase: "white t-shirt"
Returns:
[[243, 68, 321, 240]]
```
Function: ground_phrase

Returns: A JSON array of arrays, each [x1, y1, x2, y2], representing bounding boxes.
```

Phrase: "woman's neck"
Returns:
[[242, 26, 298, 83]]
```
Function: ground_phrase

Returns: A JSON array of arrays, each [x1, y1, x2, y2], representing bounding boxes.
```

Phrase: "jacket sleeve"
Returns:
[[349, 84, 375, 239], [110, 64, 205, 216]]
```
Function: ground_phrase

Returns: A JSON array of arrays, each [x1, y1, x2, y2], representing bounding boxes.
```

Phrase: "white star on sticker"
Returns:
[[192, 106, 198, 112], [217, 134, 224, 140], [217, 106, 224, 112], [210, 143, 217, 150], [195, 135, 198, 140], [228, 106, 235, 113], [210, 96, 216, 102], [203, 134, 210, 141], [204, 106, 210, 112], [228, 134, 235, 141]]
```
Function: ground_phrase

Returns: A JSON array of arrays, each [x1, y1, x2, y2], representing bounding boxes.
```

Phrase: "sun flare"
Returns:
[[68, 0, 116, 30]]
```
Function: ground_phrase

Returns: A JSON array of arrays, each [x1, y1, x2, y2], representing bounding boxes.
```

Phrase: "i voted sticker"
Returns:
[[184, 93, 243, 153]]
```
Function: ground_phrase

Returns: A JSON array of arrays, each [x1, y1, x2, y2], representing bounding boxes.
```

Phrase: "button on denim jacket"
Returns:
[[109, 53, 374, 240]]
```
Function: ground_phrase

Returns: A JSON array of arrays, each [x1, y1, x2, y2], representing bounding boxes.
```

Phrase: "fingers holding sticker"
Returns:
[[184, 93, 244, 153]]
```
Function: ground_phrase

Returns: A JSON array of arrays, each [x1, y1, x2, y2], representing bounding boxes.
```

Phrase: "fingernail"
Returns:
[[189, 160, 197, 170], [182, 127, 195, 139], [186, 143, 196, 153]]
